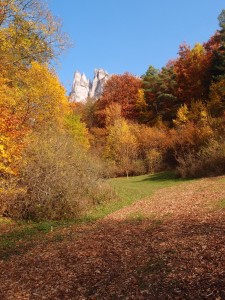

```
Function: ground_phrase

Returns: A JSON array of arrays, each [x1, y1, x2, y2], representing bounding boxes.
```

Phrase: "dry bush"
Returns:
[[171, 122, 212, 155], [131, 124, 171, 173], [176, 138, 225, 178], [2, 130, 115, 221], [0, 179, 27, 219], [89, 180, 117, 205], [168, 122, 211, 172], [131, 159, 147, 175], [103, 158, 146, 178], [146, 149, 163, 173], [176, 150, 203, 178]]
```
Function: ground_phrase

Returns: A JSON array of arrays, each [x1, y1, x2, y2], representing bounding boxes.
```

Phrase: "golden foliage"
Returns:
[[0, 62, 69, 176], [105, 118, 138, 176]]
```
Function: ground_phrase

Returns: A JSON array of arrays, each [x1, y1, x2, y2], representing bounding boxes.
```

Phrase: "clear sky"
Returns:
[[48, 0, 225, 93]]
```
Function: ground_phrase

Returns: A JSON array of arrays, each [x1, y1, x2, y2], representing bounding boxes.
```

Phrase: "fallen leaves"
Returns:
[[0, 176, 224, 299]]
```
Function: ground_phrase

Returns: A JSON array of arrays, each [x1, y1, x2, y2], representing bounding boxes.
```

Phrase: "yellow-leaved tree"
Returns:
[[0, 62, 69, 176], [64, 112, 90, 150], [105, 118, 138, 177], [0, 0, 69, 177]]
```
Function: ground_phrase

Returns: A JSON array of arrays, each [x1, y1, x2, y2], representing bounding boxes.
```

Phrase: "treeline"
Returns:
[[75, 10, 225, 178], [0, 0, 114, 220]]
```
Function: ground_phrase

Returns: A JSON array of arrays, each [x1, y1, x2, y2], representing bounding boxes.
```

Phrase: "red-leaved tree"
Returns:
[[95, 73, 142, 127]]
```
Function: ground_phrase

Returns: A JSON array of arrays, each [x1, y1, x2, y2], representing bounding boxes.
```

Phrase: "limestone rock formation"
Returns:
[[89, 69, 110, 99], [69, 71, 91, 102], [69, 69, 109, 102]]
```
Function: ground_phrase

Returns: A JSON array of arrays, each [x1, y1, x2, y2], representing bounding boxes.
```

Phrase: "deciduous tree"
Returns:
[[0, 0, 68, 68], [95, 73, 142, 126], [0, 62, 69, 176], [105, 118, 138, 177], [174, 43, 212, 104]]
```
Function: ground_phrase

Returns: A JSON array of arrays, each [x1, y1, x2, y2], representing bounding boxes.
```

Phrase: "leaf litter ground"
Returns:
[[0, 176, 224, 299]]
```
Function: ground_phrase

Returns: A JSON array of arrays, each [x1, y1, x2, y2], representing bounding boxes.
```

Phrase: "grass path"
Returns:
[[0, 173, 225, 299], [86, 172, 189, 220], [105, 176, 225, 221]]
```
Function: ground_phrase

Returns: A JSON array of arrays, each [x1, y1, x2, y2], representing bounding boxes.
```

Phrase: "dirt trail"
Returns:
[[0, 177, 224, 299]]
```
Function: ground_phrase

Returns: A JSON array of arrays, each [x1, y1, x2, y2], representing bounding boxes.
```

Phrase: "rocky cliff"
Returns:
[[69, 69, 109, 102]]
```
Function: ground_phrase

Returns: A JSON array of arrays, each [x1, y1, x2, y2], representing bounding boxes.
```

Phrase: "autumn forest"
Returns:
[[1, 1, 225, 218], [0, 1, 225, 299]]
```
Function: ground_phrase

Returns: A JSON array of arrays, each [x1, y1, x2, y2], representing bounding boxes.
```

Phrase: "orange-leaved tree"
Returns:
[[95, 73, 142, 126], [0, 62, 69, 176], [174, 43, 213, 104], [0, 0, 69, 177]]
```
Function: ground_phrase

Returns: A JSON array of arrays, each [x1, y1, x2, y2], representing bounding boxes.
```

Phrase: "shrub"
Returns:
[[0, 181, 27, 219], [146, 149, 163, 173], [176, 138, 225, 178], [104, 158, 146, 178], [1, 130, 115, 221], [131, 124, 170, 173]]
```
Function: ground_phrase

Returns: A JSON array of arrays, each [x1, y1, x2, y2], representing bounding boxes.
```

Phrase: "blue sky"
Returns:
[[48, 0, 225, 93]]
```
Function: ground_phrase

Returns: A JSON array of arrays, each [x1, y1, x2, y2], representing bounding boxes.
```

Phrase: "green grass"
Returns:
[[218, 177, 225, 183], [85, 171, 188, 220], [216, 198, 225, 209], [0, 220, 75, 259], [0, 217, 14, 224], [109, 171, 185, 201]]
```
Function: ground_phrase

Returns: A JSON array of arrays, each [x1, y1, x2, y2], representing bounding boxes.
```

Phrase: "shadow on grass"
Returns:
[[0, 220, 82, 260], [139, 171, 188, 183]]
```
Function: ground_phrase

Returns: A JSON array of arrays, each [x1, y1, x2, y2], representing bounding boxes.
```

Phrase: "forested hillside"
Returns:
[[1, 1, 225, 220], [74, 10, 225, 180]]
